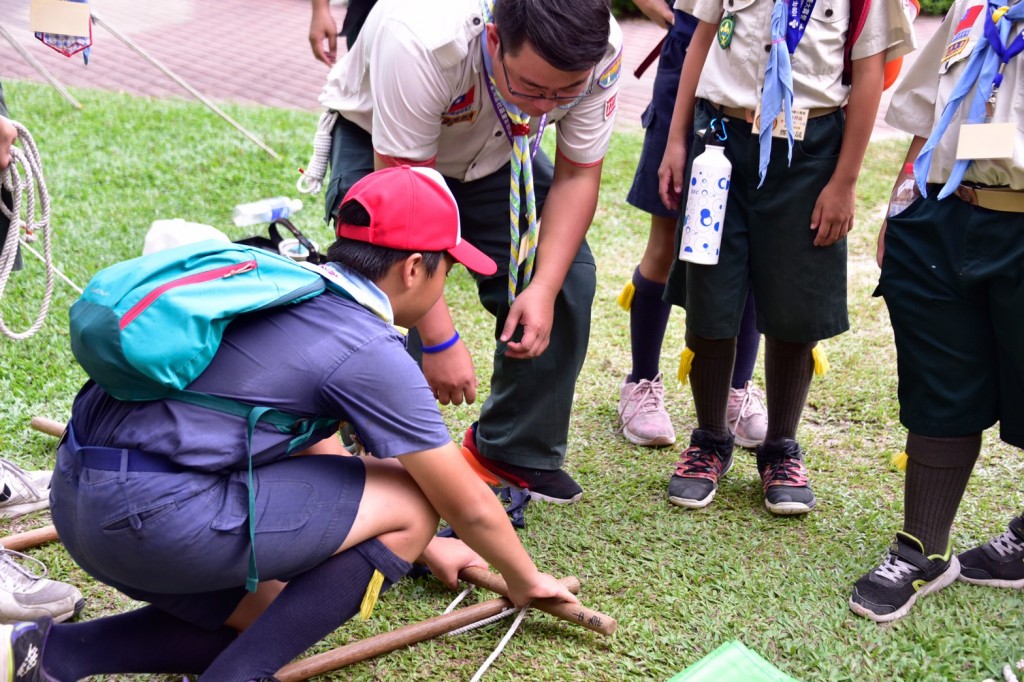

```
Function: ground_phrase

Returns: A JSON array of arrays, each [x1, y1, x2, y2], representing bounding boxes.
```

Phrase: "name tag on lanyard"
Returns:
[[956, 18, 1022, 161]]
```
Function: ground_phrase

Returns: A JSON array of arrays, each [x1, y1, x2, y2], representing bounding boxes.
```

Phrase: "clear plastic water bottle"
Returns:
[[888, 163, 919, 218], [679, 140, 731, 265], [232, 197, 303, 227]]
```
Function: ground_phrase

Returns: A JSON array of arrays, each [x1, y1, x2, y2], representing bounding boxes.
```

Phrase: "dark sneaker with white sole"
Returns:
[[667, 429, 734, 509], [1, 618, 53, 682], [958, 514, 1024, 589], [756, 439, 816, 515], [462, 424, 582, 504], [850, 531, 960, 623]]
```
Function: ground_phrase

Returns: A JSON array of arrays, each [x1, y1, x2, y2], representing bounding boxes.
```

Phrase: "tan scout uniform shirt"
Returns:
[[319, 0, 623, 183], [674, 0, 916, 110], [886, 0, 1024, 189]]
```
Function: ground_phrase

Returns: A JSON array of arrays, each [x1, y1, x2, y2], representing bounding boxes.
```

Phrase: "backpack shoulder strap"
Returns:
[[843, 0, 871, 86]]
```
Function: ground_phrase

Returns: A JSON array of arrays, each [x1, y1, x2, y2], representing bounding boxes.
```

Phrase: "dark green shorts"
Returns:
[[876, 192, 1024, 448], [664, 99, 849, 342]]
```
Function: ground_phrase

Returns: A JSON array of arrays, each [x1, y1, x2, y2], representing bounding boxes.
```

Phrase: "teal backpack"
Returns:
[[69, 239, 342, 590]]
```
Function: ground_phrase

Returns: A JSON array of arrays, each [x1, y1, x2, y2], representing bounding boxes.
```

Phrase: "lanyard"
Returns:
[[480, 39, 547, 156], [983, 4, 1024, 92], [785, 0, 817, 53]]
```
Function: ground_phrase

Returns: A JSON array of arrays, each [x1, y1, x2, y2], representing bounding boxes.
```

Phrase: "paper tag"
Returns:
[[30, 0, 91, 37], [956, 122, 1015, 160], [752, 103, 808, 141]]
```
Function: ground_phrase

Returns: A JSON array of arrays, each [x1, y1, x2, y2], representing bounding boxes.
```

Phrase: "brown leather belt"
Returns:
[[952, 184, 1024, 213], [716, 104, 839, 123]]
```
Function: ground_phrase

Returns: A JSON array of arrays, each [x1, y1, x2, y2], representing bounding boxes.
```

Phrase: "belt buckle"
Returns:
[[955, 185, 979, 206]]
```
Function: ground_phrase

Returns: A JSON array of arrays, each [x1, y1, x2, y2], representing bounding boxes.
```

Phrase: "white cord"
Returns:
[[441, 585, 532, 681], [297, 110, 339, 196], [468, 606, 530, 682], [0, 121, 56, 340]]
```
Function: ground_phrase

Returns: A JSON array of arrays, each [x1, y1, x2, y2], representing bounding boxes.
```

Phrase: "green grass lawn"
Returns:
[[2, 80, 1022, 682]]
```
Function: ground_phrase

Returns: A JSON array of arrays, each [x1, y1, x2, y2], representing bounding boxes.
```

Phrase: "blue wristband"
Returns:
[[421, 330, 460, 354]]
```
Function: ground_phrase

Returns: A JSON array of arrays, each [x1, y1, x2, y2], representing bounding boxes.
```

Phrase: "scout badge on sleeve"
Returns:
[[30, 0, 93, 64]]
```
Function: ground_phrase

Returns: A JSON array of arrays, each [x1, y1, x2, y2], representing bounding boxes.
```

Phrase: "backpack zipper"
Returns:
[[120, 260, 257, 330]]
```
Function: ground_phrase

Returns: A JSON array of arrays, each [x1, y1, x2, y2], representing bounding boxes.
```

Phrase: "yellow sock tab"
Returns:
[[891, 451, 908, 472], [811, 345, 829, 376], [677, 347, 695, 384], [616, 280, 636, 312], [359, 569, 386, 621]]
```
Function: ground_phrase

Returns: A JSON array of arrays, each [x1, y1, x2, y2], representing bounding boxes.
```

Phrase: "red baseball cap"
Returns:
[[336, 166, 497, 276]]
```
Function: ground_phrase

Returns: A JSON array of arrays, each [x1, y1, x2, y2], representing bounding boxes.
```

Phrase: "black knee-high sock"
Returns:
[[731, 291, 760, 389], [903, 432, 981, 555], [686, 331, 736, 438], [764, 338, 815, 442], [43, 605, 238, 679], [200, 539, 412, 681], [628, 267, 672, 383]]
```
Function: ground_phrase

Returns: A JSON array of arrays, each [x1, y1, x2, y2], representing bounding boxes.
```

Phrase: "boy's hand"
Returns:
[[420, 537, 488, 590], [0, 117, 17, 171], [810, 178, 855, 246], [505, 570, 580, 608], [421, 338, 478, 405], [500, 283, 556, 359], [309, 7, 339, 65], [634, 0, 674, 28], [658, 136, 688, 212]]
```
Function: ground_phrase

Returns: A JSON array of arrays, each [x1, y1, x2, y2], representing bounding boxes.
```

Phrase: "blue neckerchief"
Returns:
[[309, 261, 394, 324], [914, 0, 1024, 198], [758, 0, 800, 186]]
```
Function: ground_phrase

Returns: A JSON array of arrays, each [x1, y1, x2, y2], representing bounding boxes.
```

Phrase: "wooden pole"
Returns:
[[277, 576, 581, 682], [30, 416, 65, 438], [90, 11, 282, 161], [0, 524, 59, 552], [459, 567, 616, 636], [0, 23, 82, 110]]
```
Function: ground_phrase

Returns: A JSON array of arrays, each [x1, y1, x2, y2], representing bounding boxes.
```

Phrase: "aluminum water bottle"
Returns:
[[232, 197, 303, 227], [679, 143, 731, 265]]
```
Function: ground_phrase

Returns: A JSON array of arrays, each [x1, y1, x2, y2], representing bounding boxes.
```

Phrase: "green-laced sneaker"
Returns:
[[849, 532, 960, 623]]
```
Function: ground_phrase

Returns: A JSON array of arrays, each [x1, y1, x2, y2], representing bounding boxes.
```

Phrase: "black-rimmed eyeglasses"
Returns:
[[499, 50, 595, 107]]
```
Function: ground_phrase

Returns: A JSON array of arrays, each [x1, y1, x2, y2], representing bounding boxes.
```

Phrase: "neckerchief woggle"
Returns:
[[758, 0, 816, 187], [914, 0, 1024, 198], [480, 0, 547, 304]]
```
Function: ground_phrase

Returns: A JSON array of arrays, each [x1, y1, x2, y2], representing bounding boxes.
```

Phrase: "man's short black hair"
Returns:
[[327, 198, 444, 282], [495, 0, 611, 72]]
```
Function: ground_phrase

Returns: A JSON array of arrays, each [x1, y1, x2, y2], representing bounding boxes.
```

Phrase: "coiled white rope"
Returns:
[[442, 585, 532, 682], [0, 120, 57, 340], [297, 109, 338, 196]]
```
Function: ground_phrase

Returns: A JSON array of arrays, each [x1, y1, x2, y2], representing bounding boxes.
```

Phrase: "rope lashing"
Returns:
[[442, 584, 532, 682]]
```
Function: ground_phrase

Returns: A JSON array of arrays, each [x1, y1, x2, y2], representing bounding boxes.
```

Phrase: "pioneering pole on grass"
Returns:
[[89, 11, 282, 161], [0, 22, 82, 109], [277, 569, 615, 681]]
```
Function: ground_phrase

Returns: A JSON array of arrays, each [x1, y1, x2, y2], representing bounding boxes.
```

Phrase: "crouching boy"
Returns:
[[2, 166, 576, 681]]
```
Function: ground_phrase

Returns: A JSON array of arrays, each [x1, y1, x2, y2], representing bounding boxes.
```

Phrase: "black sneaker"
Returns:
[[958, 514, 1024, 589], [849, 532, 960, 623], [756, 439, 816, 515], [667, 429, 734, 509], [462, 424, 582, 504], [1, 618, 53, 681]]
